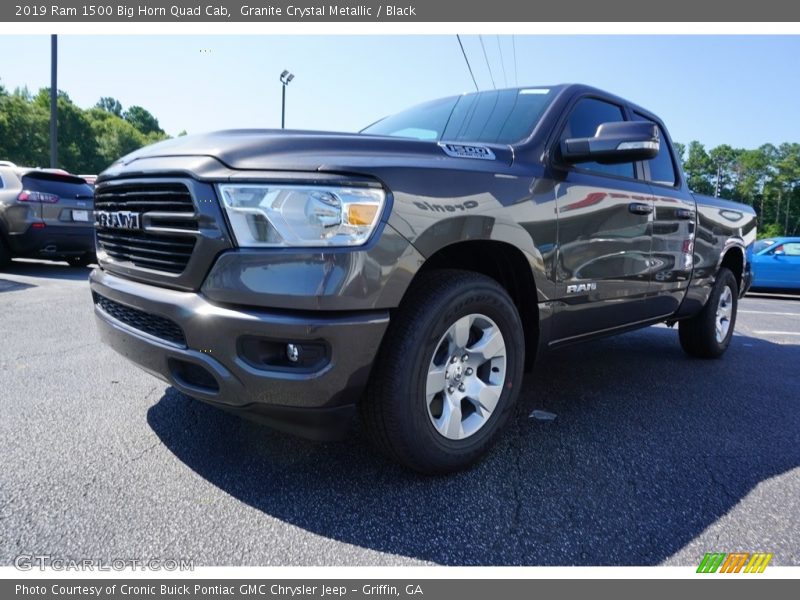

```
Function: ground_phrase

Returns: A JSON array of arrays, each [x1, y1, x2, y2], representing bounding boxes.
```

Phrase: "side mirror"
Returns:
[[561, 121, 660, 165], [773, 249, 786, 258]]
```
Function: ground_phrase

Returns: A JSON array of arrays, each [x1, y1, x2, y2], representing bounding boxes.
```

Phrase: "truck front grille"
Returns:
[[94, 182, 198, 274], [96, 230, 196, 274], [94, 182, 195, 213], [93, 292, 186, 346]]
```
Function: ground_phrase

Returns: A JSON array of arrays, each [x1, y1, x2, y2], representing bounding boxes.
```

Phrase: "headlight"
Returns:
[[216, 184, 386, 248]]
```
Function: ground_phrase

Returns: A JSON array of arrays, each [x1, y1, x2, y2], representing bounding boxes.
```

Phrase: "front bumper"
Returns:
[[90, 268, 390, 440]]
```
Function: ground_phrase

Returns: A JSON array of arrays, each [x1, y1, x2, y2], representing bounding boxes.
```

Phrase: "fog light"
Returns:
[[286, 343, 301, 363], [238, 337, 329, 372]]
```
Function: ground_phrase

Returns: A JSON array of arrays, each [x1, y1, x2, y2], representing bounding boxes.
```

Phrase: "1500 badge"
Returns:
[[95, 210, 141, 230], [438, 143, 496, 160]]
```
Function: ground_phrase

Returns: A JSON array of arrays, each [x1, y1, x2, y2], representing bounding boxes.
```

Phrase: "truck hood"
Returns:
[[110, 129, 514, 174]]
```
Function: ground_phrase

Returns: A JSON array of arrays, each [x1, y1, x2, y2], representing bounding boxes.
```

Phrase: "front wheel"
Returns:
[[361, 270, 525, 474], [679, 267, 738, 358]]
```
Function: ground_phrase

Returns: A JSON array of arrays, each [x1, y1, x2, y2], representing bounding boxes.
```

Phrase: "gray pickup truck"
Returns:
[[89, 84, 756, 474]]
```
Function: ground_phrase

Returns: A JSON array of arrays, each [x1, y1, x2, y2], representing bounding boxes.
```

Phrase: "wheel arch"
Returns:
[[719, 245, 745, 292], [404, 239, 540, 371]]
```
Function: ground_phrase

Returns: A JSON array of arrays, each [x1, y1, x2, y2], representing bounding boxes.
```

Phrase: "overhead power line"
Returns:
[[512, 35, 518, 86], [496, 35, 508, 87], [479, 35, 496, 89], [456, 34, 479, 91]]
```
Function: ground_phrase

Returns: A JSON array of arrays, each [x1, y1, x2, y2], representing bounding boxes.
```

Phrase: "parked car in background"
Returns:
[[749, 237, 800, 291], [80, 174, 98, 187], [0, 162, 96, 268]]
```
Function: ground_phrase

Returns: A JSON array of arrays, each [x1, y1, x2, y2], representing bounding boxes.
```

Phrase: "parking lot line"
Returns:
[[739, 310, 800, 316], [752, 331, 800, 335]]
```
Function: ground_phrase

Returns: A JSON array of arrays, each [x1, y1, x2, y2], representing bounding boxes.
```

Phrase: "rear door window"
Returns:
[[633, 113, 678, 187]]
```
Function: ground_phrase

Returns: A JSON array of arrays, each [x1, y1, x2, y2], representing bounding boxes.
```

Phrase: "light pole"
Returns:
[[279, 70, 294, 129]]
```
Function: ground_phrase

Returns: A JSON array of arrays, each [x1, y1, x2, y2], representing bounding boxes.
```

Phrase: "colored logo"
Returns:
[[697, 552, 773, 573]]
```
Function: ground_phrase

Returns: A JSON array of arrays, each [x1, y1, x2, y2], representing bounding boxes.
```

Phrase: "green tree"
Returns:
[[123, 105, 163, 136], [0, 85, 169, 173], [33, 88, 100, 173], [735, 146, 771, 206], [86, 108, 148, 173], [773, 143, 800, 234], [683, 141, 714, 195], [0, 88, 49, 166], [95, 96, 123, 117], [708, 144, 739, 198], [672, 142, 686, 167]]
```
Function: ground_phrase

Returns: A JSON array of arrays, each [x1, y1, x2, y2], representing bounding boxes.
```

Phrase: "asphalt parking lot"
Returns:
[[1, 260, 798, 566]]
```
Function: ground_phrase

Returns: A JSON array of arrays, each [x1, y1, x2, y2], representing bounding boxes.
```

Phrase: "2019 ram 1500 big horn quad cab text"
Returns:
[[90, 84, 755, 474]]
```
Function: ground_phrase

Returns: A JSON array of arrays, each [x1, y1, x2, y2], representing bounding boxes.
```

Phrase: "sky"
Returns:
[[0, 34, 798, 150]]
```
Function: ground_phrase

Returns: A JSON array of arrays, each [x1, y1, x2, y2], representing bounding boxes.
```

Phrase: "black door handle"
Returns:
[[628, 202, 653, 215], [676, 208, 696, 220]]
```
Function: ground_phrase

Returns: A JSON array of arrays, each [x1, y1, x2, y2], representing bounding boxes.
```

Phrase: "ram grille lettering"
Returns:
[[95, 211, 141, 230]]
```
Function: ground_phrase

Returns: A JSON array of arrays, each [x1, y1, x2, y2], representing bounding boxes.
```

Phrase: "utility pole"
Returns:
[[50, 34, 58, 168]]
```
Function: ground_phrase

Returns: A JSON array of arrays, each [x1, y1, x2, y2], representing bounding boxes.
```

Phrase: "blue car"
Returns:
[[749, 237, 800, 290]]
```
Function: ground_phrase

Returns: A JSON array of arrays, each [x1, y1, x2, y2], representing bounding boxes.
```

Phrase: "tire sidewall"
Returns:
[[400, 280, 524, 465], [712, 270, 738, 352]]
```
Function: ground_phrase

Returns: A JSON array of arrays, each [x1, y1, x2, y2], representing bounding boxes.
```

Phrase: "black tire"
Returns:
[[361, 269, 525, 474], [67, 254, 93, 268], [679, 267, 738, 358]]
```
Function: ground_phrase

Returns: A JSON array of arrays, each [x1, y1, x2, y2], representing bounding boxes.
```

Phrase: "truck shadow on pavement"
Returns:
[[147, 327, 800, 565]]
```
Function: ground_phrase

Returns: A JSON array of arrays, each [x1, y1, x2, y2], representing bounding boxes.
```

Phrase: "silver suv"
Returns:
[[0, 162, 95, 268]]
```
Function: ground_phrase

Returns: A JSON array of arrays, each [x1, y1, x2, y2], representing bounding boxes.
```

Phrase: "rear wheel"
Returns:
[[679, 267, 738, 358], [361, 270, 525, 474]]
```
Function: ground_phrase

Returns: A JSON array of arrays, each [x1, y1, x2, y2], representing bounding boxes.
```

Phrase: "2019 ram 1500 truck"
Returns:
[[89, 84, 756, 474]]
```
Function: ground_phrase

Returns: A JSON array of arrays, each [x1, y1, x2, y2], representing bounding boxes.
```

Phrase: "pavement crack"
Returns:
[[12, 342, 96, 362], [81, 473, 98, 498], [128, 441, 160, 464]]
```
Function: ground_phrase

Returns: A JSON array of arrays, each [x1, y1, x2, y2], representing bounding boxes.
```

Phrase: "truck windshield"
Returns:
[[361, 88, 554, 145]]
